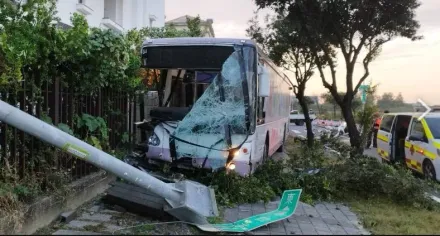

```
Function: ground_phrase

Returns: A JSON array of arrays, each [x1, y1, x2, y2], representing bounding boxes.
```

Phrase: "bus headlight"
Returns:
[[227, 162, 236, 170], [148, 133, 160, 146]]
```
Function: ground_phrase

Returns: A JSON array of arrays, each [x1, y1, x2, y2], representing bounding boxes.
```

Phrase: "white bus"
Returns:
[[140, 37, 293, 176]]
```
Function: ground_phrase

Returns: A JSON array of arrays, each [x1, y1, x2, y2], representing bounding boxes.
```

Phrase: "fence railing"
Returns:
[[0, 78, 141, 185]]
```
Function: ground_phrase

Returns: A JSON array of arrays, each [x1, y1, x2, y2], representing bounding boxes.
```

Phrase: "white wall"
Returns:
[[56, 0, 104, 27], [55, 0, 164, 30], [55, 0, 79, 26], [122, 0, 133, 29], [86, 0, 104, 27], [145, 0, 165, 28]]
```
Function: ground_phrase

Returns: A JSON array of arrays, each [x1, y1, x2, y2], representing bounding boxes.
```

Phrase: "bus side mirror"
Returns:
[[258, 65, 270, 97]]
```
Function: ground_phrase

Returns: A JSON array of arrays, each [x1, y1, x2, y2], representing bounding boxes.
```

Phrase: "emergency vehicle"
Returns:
[[377, 112, 440, 181]]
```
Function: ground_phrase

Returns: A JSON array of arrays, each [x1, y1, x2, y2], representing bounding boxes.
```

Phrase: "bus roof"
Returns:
[[141, 37, 294, 87], [142, 37, 257, 47]]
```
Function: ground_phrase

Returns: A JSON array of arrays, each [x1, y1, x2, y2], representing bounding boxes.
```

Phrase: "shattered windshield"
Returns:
[[171, 46, 255, 169]]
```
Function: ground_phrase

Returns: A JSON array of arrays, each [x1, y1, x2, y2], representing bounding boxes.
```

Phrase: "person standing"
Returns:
[[372, 113, 382, 148], [366, 112, 384, 149]]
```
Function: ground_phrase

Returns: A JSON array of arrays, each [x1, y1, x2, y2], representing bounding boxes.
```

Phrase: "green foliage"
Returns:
[[201, 171, 276, 206], [253, 0, 422, 149], [1, 0, 203, 94], [194, 138, 437, 211], [326, 157, 437, 210], [0, 182, 39, 203], [0, 0, 200, 212], [75, 114, 109, 150], [186, 16, 203, 37], [377, 92, 414, 112]]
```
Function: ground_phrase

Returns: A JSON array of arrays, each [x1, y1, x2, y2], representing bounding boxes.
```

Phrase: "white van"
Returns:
[[377, 112, 440, 181]]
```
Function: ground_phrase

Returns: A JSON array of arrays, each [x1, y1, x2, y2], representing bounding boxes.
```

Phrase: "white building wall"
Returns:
[[145, 0, 165, 27], [55, 0, 80, 26], [55, 0, 165, 30], [85, 0, 105, 27], [122, 0, 133, 29]]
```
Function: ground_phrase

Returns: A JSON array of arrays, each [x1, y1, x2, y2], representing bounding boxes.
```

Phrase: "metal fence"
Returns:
[[0, 78, 141, 183]]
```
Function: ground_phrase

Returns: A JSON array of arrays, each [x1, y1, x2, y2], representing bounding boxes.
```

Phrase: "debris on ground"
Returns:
[[34, 194, 195, 235]]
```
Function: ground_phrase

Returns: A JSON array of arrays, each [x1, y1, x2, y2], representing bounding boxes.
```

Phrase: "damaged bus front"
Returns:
[[139, 38, 290, 176]]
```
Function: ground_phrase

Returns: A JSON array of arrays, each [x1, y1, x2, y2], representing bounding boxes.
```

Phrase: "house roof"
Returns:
[[165, 15, 215, 37], [56, 21, 73, 30]]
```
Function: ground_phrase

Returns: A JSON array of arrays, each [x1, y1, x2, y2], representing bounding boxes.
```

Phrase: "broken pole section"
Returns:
[[0, 99, 217, 225]]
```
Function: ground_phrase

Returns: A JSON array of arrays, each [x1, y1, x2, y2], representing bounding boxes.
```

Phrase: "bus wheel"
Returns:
[[423, 160, 436, 181], [262, 140, 269, 163], [277, 125, 287, 153]]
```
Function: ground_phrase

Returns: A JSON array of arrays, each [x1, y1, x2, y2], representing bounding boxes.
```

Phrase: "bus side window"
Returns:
[[257, 97, 265, 125]]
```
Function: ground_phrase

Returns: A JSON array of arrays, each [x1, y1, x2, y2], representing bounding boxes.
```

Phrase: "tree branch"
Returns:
[[353, 37, 391, 96], [295, 0, 338, 90]]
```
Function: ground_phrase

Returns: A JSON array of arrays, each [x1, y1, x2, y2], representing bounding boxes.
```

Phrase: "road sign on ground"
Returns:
[[197, 189, 302, 233]]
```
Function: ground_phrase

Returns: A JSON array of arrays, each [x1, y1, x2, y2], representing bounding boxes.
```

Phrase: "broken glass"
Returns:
[[171, 46, 255, 169]]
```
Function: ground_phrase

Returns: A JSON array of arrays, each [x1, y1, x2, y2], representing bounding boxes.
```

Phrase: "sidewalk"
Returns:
[[46, 194, 370, 235], [223, 200, 370, 235]]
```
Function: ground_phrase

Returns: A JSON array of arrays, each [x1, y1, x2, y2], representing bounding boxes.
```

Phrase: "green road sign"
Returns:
[[197, 189, 302, 233], [361, 93, 367, 104], [359, 85, 369, 104]]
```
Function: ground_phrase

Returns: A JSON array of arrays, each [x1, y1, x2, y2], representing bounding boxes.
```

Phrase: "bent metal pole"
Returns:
[[0, 99, 182, 203]]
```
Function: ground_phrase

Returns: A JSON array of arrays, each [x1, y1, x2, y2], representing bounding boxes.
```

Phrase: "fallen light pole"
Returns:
[[0, 99, 218, 225]]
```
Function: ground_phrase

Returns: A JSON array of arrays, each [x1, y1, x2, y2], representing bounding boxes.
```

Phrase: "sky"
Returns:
[[165, 0, 440, 105]]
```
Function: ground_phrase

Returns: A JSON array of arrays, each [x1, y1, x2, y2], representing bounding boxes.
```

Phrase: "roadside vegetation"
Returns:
[[188, 135, 440, 234], [0, 0, 203, 232]]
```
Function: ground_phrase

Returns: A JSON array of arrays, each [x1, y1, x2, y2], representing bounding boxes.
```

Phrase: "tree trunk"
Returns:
[[297, 95, 314, 147], [340, 102, 362, 155], [333, 104, 336, 119]]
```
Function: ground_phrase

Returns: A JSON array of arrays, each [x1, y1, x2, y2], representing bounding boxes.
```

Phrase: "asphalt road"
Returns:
[[289, 123, 380, 160]]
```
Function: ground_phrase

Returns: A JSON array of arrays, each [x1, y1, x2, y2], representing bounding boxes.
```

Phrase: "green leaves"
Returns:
[[1, 0, 204, 95], [57, 123, 74, 135], [75, 113, 109, 150]]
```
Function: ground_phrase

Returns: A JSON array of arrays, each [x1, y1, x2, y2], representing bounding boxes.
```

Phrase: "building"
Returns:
[[55, 0, 165, 32], [165, 15, 215, 37]]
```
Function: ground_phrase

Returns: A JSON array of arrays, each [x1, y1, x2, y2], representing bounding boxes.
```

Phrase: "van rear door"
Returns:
[[377, 114, 396, 161]]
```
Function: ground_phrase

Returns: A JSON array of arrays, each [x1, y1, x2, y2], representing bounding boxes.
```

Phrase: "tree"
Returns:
[[377, 92, 394, 108], [352, 95, 363, 112], [186, 15, 203, 37], [247, 12, 322, 147], [321, 92, 337, 119], [395, 92, 404, 105], [254, 0, 422, 153]]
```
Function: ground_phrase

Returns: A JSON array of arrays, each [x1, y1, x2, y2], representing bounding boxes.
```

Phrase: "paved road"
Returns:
[[289, 123, 381, 160], [289, 123, 350, 144]]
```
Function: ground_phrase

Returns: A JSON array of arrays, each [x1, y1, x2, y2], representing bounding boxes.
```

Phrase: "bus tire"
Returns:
[[263, 135, 269, 163], [423, 159, 436, 181], [276, 124, 287, 153]]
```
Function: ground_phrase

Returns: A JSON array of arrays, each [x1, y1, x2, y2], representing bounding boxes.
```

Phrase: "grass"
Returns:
[[349, 197, 440, 235], [83, 223, 106, 232], [130, 224, 156, 235]]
